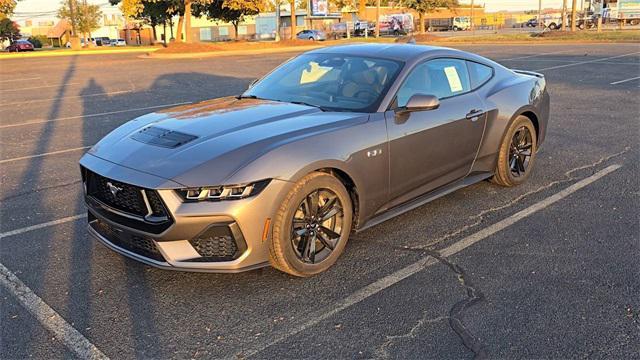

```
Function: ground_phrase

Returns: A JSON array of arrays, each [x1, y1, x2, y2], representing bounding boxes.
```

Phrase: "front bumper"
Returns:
[[80, 154, 293, 272]]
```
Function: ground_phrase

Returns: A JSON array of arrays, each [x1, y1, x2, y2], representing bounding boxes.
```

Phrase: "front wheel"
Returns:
[[309, 36, 315, 41], [269, 172, 353, 277], [491, 115, 537, 187]]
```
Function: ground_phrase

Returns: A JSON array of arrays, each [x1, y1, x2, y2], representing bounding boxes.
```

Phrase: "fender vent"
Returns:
[[131, 126, 197, 148]]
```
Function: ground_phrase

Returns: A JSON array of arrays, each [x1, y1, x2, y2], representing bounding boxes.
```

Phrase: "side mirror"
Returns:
[[401, 94, 440, 112]]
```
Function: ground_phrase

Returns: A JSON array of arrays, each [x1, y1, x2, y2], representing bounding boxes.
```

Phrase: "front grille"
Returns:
[[84, 169, 168, 219], [92, 219, 165, 262], [187, 224, 245, 262]]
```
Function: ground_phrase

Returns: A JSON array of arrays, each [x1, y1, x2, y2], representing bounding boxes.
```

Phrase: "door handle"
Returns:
[[465, 109, 484, 120]]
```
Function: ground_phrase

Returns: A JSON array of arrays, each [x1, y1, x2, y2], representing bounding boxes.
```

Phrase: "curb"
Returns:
[[0, 47, 158, 60], [142, 44, 324, 59]]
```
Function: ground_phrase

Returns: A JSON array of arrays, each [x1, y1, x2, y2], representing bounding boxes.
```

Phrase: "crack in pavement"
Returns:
[[424, 249, 488, 360], [413, 146, 631, 250], [376, 248, 488, 360], [0, 179, 82, 201], [375, 313, 450, 359]]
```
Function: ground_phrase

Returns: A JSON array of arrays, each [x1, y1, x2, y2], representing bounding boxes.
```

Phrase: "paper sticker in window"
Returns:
[[300, 62, 331, 84], [444, 66, 464, 93]]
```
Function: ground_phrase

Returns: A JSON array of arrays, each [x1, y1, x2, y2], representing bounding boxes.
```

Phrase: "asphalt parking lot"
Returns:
[[1, 43, 639, 359]]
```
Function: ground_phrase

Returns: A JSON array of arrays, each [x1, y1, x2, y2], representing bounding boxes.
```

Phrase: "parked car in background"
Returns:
[[95, 37, 111, 46], [542, 14, 563, 30], [427, 16, 471, 31], [296, 29, 327, 41], [111, 38, 126, 46], [6, 40, 34, 52], [380, 14, 414, 35], [525, 18, 539, 27]]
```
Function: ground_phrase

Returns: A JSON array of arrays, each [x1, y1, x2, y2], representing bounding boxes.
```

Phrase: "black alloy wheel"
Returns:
[[491, 115, 537, 187], [509, 126, 533, 178], [291, 189, 344, 264]]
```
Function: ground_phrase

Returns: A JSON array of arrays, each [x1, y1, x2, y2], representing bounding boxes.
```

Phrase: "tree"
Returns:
[[0, 17, 19, 44], [401, 0, 458, 33], [58, 0, 102, 41], [118, 0, 173, 42], [113, 0, 216, 43], [196, 0, 264, 40], [0, 0, 18, 19]]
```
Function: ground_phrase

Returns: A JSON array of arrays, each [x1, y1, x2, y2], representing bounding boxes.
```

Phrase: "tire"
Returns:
[[548, 23, 557, 30], [578, 23, 585, 30], [491, 115, 537, 187], [309, 37, 315, 41], [269, 172, 353, 277], [630, 19, 639, 26]]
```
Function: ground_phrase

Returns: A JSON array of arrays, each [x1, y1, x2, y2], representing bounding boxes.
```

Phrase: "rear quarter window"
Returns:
[[467, 61, 493, 89]]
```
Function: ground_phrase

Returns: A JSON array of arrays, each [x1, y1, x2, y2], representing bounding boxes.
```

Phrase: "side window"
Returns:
[[467, 61, 493, 89], [396, 62, 430, 107], [396, 58, 471, 107]]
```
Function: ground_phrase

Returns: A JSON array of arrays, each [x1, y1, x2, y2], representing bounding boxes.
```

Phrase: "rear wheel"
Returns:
[[269, 172, 353, 277], [548, 23, 557, 30], [309, 36, 315, 40], [491, 115, 537, 187]]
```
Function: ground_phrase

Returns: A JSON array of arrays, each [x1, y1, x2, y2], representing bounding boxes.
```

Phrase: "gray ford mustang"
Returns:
[[80, 44, 549, 276]]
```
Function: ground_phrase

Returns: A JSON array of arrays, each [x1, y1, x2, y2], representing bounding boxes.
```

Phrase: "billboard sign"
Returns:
[[311, 0, 328, 16]]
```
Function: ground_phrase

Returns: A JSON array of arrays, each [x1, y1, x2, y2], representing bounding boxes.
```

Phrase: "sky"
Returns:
[[13, 0, 573, 20]]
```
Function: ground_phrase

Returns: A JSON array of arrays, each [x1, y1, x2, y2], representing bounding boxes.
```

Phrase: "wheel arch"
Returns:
[[519, 109, 540, 140], [289, 161, 363, 230], [315, 167, 360, 229]]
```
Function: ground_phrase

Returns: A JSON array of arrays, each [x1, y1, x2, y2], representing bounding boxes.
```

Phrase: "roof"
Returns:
[[307, 43, 454, 62], [307, 43, 500, 68], [46, 20, 70, 38]]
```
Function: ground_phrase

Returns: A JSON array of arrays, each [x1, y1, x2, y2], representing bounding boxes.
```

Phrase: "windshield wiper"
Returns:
[[237, 94, 268, 100], [289, 101, 326, 112]]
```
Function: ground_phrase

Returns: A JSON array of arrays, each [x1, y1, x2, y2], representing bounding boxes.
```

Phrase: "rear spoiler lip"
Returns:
[[512, 69, 545, 78]]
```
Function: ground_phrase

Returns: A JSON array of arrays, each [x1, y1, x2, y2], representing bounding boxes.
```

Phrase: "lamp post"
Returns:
[[375, 0, 380, 38]]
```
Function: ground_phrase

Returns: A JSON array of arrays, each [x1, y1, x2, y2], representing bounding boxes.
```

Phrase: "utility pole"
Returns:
[[185, 0, 192, 43], [290, 0, 296, 40], [68, 0, 77, 36], [470, 0, 475, 35], [538, 0, 542, 29], [275, 0, 281, 41], [375, 0, 380, 37], [571, 0, 577, 31], [67, 0, 81, 49], [561, 0, 567, 31]]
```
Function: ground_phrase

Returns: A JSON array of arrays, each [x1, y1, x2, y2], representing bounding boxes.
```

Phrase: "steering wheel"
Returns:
[[353, 88, 378, 100]]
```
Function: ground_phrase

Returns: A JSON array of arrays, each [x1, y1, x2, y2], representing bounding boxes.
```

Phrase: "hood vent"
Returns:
[[131, 126, 197, 148]]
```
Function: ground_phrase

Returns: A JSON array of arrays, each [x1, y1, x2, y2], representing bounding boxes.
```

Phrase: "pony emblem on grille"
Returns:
[[106, 182, 123, 197]]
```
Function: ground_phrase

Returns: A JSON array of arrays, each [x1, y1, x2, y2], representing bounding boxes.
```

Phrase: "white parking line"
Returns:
[[0, 146, 91, 164], [610, 76, 640, 85], [0, 263, 109, 360], [0, 77, 41, 83], [0, 101, 192, 129], [0, 82, 80, 92], [535, 52, 640, 71], [0, 214, 88, 239], [242, 164, 622, 358], [501, 49, 576, 61], [0, 90, 133, 106]]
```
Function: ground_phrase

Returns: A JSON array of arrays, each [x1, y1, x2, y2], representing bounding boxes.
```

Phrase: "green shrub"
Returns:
[[27, 35, 48, 48]]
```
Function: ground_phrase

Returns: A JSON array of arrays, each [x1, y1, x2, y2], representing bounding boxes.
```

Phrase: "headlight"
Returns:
[[176, 179, 271, 202]]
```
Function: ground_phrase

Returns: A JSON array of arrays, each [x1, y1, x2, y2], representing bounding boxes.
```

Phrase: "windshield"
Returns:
[[243, 54, 402, 112]]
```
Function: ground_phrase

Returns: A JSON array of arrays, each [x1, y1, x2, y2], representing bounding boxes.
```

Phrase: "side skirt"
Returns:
[[356, 172, 493, 233]]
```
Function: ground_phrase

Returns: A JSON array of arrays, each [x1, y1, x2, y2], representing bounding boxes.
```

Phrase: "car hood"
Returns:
[[87, 97, 367, 187]]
